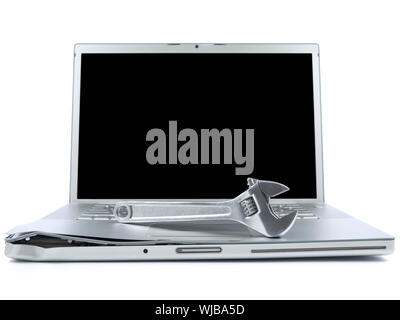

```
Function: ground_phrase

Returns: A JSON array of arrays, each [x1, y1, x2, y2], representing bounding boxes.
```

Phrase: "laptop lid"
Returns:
[[70, 43, 324, 204]]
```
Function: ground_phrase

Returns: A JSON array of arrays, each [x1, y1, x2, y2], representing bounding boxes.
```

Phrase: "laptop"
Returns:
[[5, 43, 394, 261]]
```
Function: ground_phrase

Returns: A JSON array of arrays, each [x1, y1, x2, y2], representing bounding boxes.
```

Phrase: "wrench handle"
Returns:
[[114, 202, 232, 223]]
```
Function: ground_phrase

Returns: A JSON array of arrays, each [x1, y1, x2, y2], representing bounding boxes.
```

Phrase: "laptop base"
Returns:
[[5, 239, 394, 261]]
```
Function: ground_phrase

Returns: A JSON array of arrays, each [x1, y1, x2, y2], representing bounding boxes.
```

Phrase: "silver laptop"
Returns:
[[5, 43, 394, 261]]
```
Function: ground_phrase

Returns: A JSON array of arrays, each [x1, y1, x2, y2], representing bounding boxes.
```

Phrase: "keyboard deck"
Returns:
[[273, 204, 319, 220], [76, 204, 319, 221]]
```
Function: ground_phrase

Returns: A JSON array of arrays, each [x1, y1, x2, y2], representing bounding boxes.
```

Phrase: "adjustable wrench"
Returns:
[[113, 178, 298, 237]]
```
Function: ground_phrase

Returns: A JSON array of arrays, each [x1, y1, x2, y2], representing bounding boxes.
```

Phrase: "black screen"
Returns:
[[77, 53, 316, 199]]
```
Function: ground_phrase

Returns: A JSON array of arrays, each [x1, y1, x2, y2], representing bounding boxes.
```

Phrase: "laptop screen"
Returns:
[[77, 53, 316, 199]]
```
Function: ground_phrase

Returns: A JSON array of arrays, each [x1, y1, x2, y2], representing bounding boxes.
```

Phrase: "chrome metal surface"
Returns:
[[76, 203, 318, 221], [113, 178, 298, 237]]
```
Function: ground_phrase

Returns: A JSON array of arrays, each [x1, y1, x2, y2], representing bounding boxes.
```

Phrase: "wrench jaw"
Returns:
[[237, 178, 298, 237], [244, 208, 298, 237], [258, 180, 289, 198]]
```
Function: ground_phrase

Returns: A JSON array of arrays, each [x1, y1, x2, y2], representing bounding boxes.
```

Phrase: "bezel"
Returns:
[[69, 43, 324, 204]]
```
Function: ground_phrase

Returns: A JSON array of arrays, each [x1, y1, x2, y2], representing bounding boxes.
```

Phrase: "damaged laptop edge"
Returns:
[[5, 43, 394, 261]]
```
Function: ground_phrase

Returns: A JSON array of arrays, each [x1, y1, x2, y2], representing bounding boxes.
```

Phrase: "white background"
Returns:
[[0, 0, 399, 299]]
